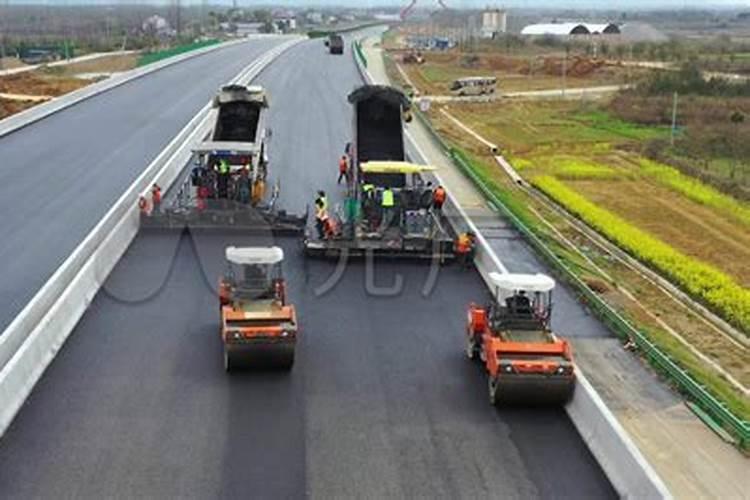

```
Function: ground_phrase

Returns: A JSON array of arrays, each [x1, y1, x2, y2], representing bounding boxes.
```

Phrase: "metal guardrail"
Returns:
[[353, 41, 367, 68], [418, 112, 750, 449]]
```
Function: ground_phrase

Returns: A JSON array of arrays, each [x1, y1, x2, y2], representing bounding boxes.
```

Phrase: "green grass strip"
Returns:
[[137, 39, 221, 67]]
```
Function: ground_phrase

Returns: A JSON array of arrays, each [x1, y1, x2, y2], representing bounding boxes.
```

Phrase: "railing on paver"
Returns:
[[412, 107, 750, 451]]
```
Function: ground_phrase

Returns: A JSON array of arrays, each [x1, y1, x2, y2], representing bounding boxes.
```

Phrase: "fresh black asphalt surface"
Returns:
[[0, 39, 615, 498], [0, 37, 286, 334]]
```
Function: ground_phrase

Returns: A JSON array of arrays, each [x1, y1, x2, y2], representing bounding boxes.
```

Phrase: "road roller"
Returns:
[[465, 272, 575, 405], [219, 246, 298, 371]]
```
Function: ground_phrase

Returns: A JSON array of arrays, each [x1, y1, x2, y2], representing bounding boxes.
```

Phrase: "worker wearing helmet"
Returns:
[[380, 186, 396, 232], [314, 190, 328, 239], [455, 231, 475, 268], [337, 155, 349, 184], [151, 183, 162, 213], [216, 159, 230, 198], [433, 185, 446, 212]]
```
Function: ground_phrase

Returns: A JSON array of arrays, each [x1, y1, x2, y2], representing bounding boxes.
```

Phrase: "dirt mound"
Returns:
[[0, 71, 88, 97], [0, 98, 37, 120], [534, 56, 606, 78]]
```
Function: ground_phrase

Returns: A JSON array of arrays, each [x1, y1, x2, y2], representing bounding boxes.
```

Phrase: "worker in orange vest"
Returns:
[[138, 196, 150, 215], [433, 185, 446, 212], [151, 183, 162, 213], [337, 155, 348, 184], [455, 231, 475, 268]]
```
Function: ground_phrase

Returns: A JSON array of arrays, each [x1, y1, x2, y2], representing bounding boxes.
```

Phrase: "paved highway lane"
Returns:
[[0, 40, 615, 497], [0, 232, 613, 498], [0, 37, 287, 333]]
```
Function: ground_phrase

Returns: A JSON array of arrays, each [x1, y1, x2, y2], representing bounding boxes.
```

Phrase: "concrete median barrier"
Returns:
[[0, 37, 303, 437]]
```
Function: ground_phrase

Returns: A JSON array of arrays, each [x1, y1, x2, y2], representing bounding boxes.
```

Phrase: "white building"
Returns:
[[521, 23, 620, 36], [481, 9, 507, 39], [306, 12, 323, 24]]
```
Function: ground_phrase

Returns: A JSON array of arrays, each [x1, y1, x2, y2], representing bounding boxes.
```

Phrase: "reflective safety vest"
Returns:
[[339, 157, 348, 173], [456, 234, 471, 253], [381, 189, 394, 207], [219, 160, 230, 174], [315, 196, 328, 218]]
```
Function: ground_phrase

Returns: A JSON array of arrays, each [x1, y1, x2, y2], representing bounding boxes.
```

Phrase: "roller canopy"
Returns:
[[348, 85, 411, 110], [360, 161, 436, 174], [226, 246, 284, 265], [215, 84, 269, 107], [488, 272, 555, 293]]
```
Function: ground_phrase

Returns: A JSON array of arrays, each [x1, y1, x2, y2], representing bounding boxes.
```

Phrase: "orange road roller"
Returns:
[[466, 272, 575, 405], [219, 246, 298, 371]]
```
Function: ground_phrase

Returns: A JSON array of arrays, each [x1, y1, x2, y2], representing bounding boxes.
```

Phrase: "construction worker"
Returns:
[[433, 184, 446, 212], [506, 290, 532, 316], [138, 196, 150, 216], [337, 155, 348, 184], [215, 159, 230, 198], [380, 186, 395, 232], [361, 183, 376, 229], [151, 183, 162, 213], [238, 165, 251, 204], [314, 190, 328, 239], [455, 231, 474, 268]]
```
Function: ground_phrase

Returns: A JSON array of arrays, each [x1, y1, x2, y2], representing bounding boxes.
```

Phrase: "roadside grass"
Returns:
[[442, 99, 750, 285], [447, 101, 668, 154], [533, 175, 750, 334], [137, 39, 220, 67], [452, 146, 750, 422], [574, 110, 668, 142]]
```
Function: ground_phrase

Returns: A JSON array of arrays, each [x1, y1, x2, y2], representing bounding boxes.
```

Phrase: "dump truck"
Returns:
[[140, 84, 305, 234], [327, 33, 344, 54], [303, 84, 454, 260], [466, 272, 575, 405], [219, 246, 298, 371]]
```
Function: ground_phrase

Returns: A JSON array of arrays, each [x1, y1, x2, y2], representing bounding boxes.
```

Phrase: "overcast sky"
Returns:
[[3, 0, 746, 8]]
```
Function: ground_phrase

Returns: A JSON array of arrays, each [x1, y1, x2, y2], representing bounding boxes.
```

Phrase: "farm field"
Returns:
[[396, 50, 642, 95], [410, 86, 750, 419]]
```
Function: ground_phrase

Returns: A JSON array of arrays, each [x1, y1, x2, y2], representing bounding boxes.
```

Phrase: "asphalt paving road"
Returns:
[[0, 39, 615, 498], [0, 37, 287, 334]]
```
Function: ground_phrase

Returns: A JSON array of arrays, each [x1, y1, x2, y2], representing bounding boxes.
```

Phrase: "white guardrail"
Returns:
[[352, 40, 671, 500], [0, 37, 304, 437], [0, 35, 284, 139]]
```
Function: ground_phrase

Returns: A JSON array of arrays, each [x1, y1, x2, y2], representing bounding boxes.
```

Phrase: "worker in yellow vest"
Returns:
[[380, 187, 395, 232]]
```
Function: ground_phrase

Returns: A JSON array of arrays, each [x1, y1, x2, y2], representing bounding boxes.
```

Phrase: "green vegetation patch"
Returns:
[[533, 175, 750, 334], [137, 39, 220, 67], [574, 109, 670, 142], [452, 144, 750, 431], [638, 158, 750, 227]]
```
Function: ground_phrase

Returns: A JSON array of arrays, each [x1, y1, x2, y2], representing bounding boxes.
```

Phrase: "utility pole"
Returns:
[[175, 0, 182, 39], [562, 51, 567, 99], [670, 91, 679, 147], [0, 0, 7, 71]]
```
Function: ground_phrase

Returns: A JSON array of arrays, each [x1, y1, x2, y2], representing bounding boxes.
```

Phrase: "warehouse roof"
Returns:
[[521, 23, 620, 36]]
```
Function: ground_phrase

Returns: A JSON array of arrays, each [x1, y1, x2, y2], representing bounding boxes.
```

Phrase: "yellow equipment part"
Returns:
[[360, 161, 436, 174]]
